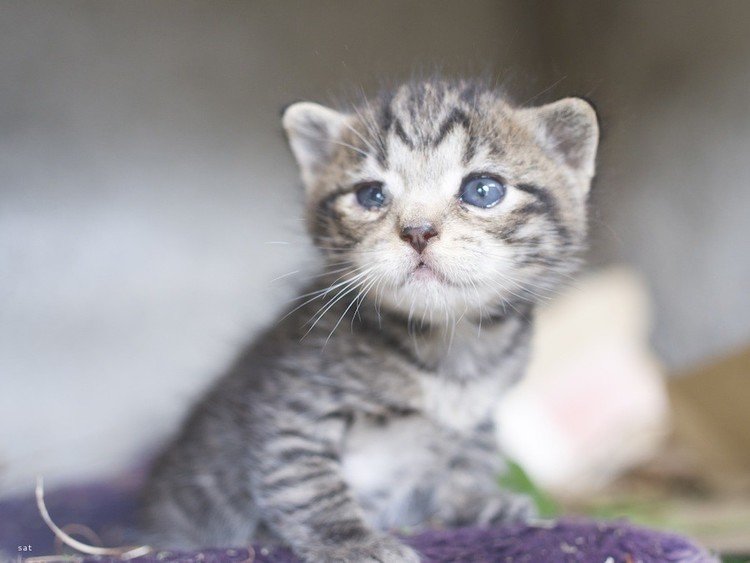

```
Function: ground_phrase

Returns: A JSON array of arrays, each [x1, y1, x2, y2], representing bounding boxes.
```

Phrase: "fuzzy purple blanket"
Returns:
[[0, 472, 717, 562]]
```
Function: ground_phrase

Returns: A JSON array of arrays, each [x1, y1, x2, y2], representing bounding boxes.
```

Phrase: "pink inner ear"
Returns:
[[537, 99, 598, 175], [283, 102, 349, 183]]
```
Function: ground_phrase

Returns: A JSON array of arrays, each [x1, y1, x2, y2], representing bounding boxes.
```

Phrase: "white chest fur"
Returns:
[[418, 374, 505, 434], [340, 320, 526, 526], [340, 377, 505, 521], [340, 414, 435, 527], [341, 416, 434, 492], [410, 319, 527, 434]]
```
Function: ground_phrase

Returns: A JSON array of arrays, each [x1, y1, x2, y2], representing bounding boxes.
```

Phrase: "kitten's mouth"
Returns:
[[409, 260, 442, 283]]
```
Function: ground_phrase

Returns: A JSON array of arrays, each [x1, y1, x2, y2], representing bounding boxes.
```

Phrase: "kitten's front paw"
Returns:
[[303, 534, 419, 563], [479, 491, 538, 524]]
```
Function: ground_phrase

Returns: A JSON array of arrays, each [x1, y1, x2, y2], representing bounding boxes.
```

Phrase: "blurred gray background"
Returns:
[[1, 0, 749, 494]]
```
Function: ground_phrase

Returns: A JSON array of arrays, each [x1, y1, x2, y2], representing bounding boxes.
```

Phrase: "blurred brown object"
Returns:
[[576, 345, 750, 552], [669, 344, 750, 491]]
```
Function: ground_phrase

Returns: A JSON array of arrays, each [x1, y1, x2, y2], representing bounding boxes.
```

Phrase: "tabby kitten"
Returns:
[[141, 79, 599, 562]]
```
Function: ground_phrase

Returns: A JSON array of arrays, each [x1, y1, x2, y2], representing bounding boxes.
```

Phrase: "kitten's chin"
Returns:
[[365, 256, 495, 320], [377, 268, 475, 321]]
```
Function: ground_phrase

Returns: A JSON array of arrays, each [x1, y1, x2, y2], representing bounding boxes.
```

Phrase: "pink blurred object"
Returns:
[[497, 267, 669, 496]]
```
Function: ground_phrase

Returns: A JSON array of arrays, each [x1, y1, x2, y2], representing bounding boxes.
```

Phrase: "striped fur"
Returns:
[[141, 79, 599, 562]]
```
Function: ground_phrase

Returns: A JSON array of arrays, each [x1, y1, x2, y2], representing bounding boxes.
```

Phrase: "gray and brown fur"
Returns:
[[140, 78, 599, 562]]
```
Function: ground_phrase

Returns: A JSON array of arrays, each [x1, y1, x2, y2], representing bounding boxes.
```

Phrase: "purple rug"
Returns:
[[0, 472, 718, 562]]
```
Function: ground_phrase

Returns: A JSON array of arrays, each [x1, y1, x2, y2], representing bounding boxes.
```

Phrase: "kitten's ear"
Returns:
[[282, 102, 348, 188], [528, 97, 599, 180]]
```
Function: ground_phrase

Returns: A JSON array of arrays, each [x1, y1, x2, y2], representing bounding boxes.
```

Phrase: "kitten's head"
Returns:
[[283, 79, 599, 322]]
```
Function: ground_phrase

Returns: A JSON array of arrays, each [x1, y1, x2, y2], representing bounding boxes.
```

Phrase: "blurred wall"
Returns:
[[1, 1, 749, 493], [529, 0, 750, 369]]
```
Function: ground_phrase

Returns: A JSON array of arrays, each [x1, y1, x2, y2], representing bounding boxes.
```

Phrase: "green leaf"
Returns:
[[498, 460, 560, 518]]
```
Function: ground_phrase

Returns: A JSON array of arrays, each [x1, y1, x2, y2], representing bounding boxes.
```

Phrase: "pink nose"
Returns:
[[400, 224, 438, 253]]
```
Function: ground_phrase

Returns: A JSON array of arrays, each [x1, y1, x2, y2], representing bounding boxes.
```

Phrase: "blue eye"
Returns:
[[355, 182, 388, 209], [459, 176, 506, 208]]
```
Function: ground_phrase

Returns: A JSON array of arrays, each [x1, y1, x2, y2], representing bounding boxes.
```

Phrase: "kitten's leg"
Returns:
[[429, 426, 537, 526], [254, 431, 420, 563], [429, 470, 536, 526]]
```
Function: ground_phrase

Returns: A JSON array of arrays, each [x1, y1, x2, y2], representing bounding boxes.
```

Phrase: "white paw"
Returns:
[[479, 492, 538, 524]]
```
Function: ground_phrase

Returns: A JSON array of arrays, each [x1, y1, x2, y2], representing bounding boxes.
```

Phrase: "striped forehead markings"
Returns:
[[390, 105, 471, 148], [375, 104, 475, 168], [393, 119, 415, 150], [432, 107, 471, 148]]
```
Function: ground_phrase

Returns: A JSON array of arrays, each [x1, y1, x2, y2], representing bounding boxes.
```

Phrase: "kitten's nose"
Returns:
[[400, 223, 438, 253]]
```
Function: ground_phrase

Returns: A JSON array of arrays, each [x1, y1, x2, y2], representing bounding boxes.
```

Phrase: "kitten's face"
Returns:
[[284, 81, 599, 322]]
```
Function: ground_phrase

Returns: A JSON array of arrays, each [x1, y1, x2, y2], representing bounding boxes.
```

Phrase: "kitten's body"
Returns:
[[142, 79, 599, 562]]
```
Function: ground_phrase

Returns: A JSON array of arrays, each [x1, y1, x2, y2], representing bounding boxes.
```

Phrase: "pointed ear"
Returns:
[[282, 101, 348, 187], [530, 97, 599, 179]]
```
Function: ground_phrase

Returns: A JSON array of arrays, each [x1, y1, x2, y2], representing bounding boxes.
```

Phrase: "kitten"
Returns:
[[141, 78, 599, 562]]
